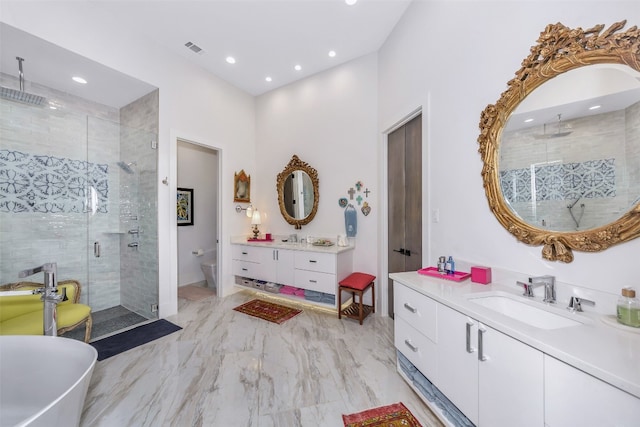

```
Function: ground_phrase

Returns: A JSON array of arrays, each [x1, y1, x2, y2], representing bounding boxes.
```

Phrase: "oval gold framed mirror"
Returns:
[[478, 21, 640, 263], [276, 155, 319, 229]]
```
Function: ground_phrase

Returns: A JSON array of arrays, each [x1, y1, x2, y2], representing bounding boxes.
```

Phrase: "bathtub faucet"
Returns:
[[18, 262, 66, 336]]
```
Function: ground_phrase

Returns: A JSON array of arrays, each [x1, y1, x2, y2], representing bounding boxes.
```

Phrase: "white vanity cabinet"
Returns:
[[232, 241, 354, 309], [232, 244, 264, 278], [394, 283, 438, 381], [544, 355, 640, 426], [437, 303, 544, 427], [261, 248, 295, 285]]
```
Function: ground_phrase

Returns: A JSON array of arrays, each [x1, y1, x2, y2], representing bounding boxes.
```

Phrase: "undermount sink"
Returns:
[[466, 292, 584, 330]]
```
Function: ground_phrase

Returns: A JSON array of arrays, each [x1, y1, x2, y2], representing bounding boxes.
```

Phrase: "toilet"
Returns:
[[200, 261, 217, 289]]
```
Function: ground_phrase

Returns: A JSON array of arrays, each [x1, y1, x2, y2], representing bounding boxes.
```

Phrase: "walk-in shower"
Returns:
[[0, 23, 159, 341]]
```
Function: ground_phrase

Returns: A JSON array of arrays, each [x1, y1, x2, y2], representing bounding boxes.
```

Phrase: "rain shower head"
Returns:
[[0, 57, 46, 106], [117, 161, 136, 174]]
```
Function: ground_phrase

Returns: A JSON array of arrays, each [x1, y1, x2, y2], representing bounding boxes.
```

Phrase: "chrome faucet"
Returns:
[[567, 296, 595, 313], [18, 262, 65, 336], [529, 275, 556, 304]]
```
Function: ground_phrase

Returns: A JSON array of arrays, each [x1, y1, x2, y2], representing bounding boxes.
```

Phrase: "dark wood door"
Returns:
[[387, 114, 422, 317]]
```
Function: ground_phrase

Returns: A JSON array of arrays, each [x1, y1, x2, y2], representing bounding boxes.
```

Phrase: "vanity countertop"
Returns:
[[231, 236, 355, 254], [390, 271, 640, 400]]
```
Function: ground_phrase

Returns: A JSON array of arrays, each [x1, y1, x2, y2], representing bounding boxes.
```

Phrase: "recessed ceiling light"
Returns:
[[589, 105, 601, 110], [265, 76, 272, 82], [294, 65, 302, 71], [345, 0, 358, 5], [226, 56, 236, 64], [72, 76, 87, 84], [328, 50, 336, 58], [524, 118, 534, 123]]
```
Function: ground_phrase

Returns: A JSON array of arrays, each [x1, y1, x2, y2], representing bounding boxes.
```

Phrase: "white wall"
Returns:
[[255, 53, 379, 277], [378, 1, 640, 305], [0, 1, 256, 317], [177, 141, 218, 286]]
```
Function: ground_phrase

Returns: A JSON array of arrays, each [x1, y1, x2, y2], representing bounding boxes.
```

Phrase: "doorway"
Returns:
[[176, 140, 220, 300], [387, 114, 422, 317]]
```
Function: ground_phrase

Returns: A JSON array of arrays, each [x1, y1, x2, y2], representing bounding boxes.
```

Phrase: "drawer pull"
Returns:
[[309, 280, 318, 283], [404, 339, 418, 352], [242, 251, 248, 255], [309, 260, 317, 263], [242, 268, 248, 271], [466, 321, 476, 353], [403, 303, 417, 313]]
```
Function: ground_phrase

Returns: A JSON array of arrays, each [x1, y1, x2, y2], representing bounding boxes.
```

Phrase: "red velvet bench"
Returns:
[[338, 272, 375, 325]]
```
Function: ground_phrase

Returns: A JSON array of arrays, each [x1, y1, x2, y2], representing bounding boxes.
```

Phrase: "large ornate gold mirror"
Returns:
[[478, 21, 640, 263], [276, 155, 319, 229]]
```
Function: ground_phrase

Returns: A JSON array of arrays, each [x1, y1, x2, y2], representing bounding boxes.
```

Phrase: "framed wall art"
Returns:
[[177, 187, 194, 226]]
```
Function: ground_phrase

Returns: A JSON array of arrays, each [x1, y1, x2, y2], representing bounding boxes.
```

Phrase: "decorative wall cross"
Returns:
[[348, 187, 355, 200], [364, 188, 371, 197]]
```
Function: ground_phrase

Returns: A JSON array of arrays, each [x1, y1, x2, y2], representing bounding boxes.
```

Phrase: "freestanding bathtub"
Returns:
[[0, 335, 97, 427]]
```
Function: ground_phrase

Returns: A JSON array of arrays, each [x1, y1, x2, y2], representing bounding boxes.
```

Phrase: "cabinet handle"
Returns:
[[466, 321, 475, 353], [309, 260, 317, 263], [309, 280, 318, 283], [242, 268, 248, 272], [478, 325, 487, 362], [404, 339, 418, 352], [403, 303, 417, 313], [242, 251, 248, 255]]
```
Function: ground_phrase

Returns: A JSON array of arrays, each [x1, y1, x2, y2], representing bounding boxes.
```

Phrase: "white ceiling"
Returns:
[[0, 0, 412, 107]]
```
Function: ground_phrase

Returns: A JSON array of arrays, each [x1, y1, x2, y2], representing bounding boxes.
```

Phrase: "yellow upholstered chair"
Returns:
[[0, 280, 92, 343]]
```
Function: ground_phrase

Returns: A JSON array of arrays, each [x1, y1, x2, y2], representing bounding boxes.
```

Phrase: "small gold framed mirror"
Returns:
[[234, 169, 251, 203], [478, 21, 640, 263]]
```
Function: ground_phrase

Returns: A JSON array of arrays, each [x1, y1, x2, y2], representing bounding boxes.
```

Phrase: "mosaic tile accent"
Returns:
[[0, 149, 109, 213], [501, 159, 616, 203]]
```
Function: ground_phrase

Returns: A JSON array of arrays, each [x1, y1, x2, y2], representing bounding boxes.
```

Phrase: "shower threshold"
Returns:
[[63, 305, 150, 342]]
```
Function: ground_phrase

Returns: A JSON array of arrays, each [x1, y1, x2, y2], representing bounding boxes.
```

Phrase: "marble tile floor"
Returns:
[[80, 290, 444, 427]]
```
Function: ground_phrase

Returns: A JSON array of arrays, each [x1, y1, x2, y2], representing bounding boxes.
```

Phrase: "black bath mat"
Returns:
[[91, 319, 182, 361]]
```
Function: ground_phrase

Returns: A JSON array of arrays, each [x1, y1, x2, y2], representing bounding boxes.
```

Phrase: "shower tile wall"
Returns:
[[0, 73, 158, 317], [0, 74, 120, 310], [500, 105, 640, 231], [119, 90, 159, 319]]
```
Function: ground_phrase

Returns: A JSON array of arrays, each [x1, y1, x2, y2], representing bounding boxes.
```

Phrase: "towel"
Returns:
[[345, 204, 357, 237]]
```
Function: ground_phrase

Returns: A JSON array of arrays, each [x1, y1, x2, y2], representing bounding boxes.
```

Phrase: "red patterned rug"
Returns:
[[342, 402, 423, 427], [233, 299, 302, 324]]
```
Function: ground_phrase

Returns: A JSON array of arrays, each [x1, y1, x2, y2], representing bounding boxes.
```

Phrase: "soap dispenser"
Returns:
[[446, 256, 455, 275], [617, 287, 640, 328]]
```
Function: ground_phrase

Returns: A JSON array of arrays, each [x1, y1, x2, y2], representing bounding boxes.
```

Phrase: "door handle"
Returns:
[[478, 325, 487, 362], [466, 320, 475, 353], [404, 249, 411, 256], [393, 248, 405, 254]]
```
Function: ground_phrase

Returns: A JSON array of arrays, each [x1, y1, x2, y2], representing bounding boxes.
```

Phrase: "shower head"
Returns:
[[0, 57, 46, 106], [117, 161, 136, 174]]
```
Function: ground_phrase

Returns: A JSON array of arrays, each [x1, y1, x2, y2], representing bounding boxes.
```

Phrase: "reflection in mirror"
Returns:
[[277, 155, 319, 229], [500, 65, 640, 232], [283, 170, 313, 219], [478, 20, 640, 262]]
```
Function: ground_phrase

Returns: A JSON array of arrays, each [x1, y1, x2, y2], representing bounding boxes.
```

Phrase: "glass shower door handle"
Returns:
[[94, 241, 100, 258]]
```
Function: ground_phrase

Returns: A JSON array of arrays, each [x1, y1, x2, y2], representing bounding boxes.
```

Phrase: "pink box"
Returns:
[[471, 266, 492, 284]]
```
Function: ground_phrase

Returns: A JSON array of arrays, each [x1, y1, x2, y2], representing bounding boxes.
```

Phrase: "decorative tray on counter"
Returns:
[[418, 267, 471, 282], [247, 238, 274, 242], [312, 239, 334, 247]]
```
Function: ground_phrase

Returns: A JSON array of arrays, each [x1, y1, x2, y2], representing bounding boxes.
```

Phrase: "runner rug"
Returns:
[[233, 299, 301, 324], [91, 319, 182, 361], [342, 402, 423, 427]]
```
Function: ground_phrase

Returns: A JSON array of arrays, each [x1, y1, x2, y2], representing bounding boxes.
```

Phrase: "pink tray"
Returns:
[[418, 267, 471, 282]]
